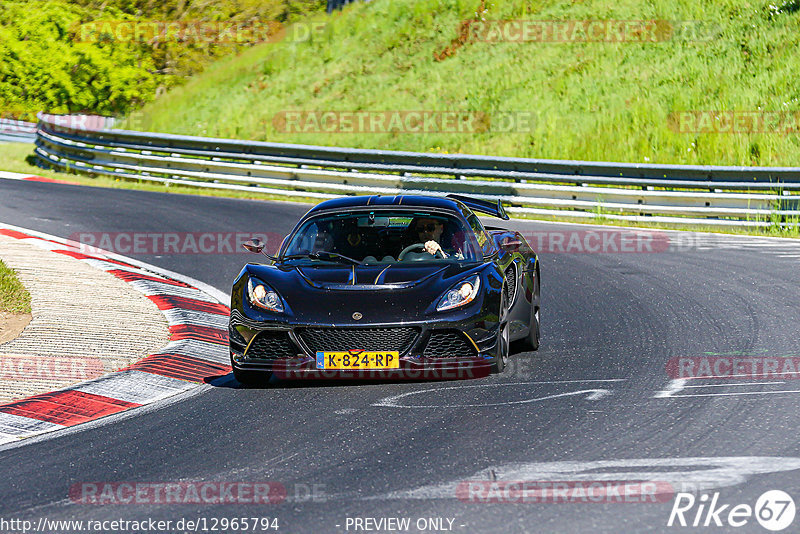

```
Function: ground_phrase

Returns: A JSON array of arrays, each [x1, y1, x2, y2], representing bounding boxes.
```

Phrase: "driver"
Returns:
[[413, 217, 463, 259]]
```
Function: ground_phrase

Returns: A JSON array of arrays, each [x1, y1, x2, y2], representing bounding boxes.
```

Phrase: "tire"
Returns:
[[492, 287, 510, 374], [232, 366, 271, 387], [527, 307, 540, 351], [521, 267, 541, 351]]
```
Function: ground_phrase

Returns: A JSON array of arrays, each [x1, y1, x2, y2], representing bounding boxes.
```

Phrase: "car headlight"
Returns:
[[436, 275, 480, 311], [247, 277, 284, 312]]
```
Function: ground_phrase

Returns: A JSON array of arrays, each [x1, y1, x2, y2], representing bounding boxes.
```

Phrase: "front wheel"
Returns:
[[526, 307, 540, 351]]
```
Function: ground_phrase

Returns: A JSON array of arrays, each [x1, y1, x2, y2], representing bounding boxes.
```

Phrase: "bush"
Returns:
[[0, 0, 325, 117]]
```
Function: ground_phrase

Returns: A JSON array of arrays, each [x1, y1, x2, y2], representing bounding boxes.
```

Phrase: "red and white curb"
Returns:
[[0, 170, 76, 184], [0, 224, 231, 446]]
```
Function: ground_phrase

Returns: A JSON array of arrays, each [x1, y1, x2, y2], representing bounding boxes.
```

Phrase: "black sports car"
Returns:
[[229, 194, 540, 383]]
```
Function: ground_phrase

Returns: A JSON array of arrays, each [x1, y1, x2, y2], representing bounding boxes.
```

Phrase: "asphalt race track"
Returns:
[[2, 179, 800, 533]]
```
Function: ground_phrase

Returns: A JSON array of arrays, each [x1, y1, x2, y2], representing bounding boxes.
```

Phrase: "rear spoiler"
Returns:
[[446, 194, 509, 220]]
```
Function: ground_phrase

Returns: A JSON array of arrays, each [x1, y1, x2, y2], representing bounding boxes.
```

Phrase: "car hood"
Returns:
[[244, 262, 487, 322]]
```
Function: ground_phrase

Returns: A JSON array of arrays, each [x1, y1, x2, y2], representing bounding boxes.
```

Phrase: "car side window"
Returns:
[[467, 214, 494, 257]]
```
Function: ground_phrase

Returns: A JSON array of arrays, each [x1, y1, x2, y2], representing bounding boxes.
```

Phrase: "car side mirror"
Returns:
[[242, 238, 265, 253], [242, 237, 278, 260], [500, 237, 522, 252]]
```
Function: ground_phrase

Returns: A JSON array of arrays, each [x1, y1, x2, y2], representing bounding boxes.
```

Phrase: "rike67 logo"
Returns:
[[668, 490, 796, 531]]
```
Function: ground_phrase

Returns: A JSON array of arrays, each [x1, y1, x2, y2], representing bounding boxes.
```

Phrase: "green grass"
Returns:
[[4, 141, 800, 239], [127, 0, 800, 167], [0, 259, 31, 314]]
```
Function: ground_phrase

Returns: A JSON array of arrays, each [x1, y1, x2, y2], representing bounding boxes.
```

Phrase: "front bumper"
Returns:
[[229, 311, 500, 380]]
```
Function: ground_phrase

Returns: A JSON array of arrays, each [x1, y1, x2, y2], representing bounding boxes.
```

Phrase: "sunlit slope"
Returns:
[[130, 0, 800, 166]]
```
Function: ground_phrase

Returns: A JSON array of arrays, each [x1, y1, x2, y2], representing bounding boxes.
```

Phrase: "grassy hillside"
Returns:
[[129, 0, 800, 166]]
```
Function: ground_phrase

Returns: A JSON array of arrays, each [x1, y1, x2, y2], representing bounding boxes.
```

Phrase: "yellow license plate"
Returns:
[[316, 351, 400, 370]]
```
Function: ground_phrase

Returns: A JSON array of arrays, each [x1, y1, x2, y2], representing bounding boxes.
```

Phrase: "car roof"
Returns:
[[305, 195, 468, 216]]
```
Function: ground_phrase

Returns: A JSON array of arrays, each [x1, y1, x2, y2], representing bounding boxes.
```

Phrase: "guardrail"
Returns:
[[34, 113, 800, 227], [0, 118, 36, 143]]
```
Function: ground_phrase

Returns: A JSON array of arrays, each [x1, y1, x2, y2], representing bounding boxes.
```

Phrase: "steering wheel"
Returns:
[[398, 243, 445, 260]]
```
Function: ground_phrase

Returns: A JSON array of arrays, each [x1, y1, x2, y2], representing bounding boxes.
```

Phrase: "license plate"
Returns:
[[316, 350, 400, 370]]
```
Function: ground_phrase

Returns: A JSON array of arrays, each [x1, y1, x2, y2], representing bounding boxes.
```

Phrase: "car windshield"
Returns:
[[282, 210, 481, 264]]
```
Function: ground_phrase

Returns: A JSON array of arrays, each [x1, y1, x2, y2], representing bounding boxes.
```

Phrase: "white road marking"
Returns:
[[685, 372, 800, 379], [656, 376, 799, 398], [665, 389, 800, 398], [681, 381, 785, 388], [653, 379, 687, 398], [373, 381, 618, 408], [0, 171, 34, 180], [729, 242, 800, 247], [268, 451, 300, 466], [495, 379, 626, 384], [18, 238, 72, 252]]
